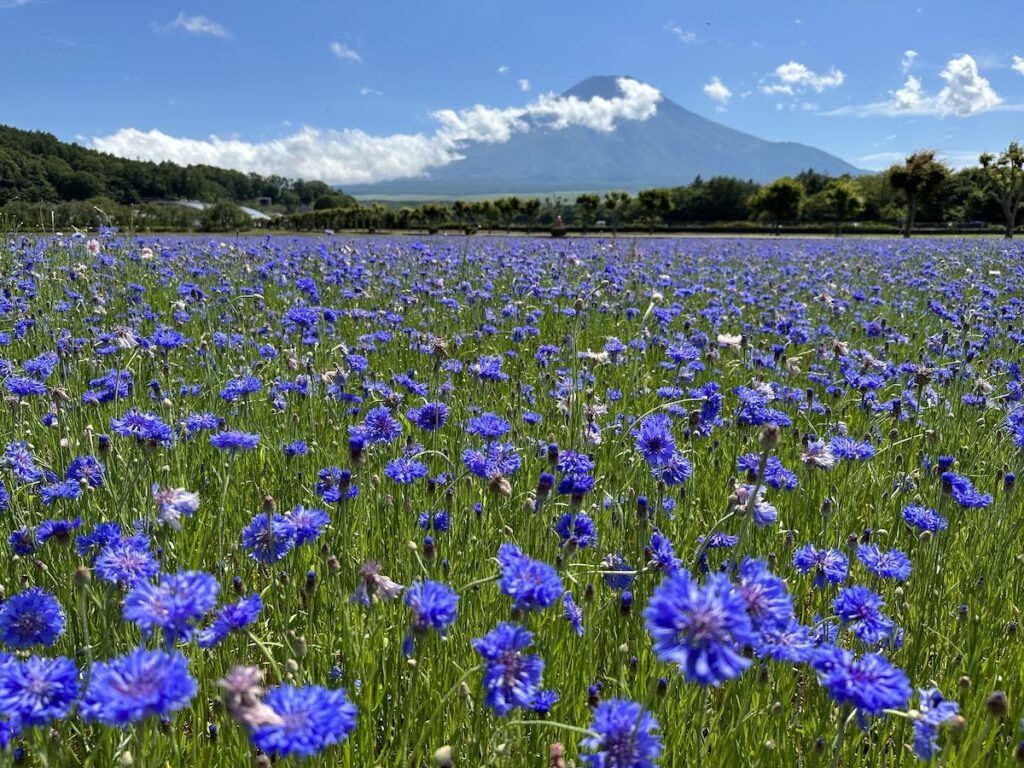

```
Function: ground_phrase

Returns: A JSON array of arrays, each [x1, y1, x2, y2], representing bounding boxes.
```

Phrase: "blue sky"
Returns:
[[5, 0, 1024, 184]]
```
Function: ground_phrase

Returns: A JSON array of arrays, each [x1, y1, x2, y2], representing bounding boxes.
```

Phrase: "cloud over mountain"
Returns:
[[92, 77, 662, 185]]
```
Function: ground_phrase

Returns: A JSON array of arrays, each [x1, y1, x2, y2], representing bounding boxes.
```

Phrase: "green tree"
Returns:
[[521, 198, 541, 233], [575, 193, 600, 233], [636, 188, 670, 233], [979, 142, 1024, 238], [604, 191, 630, 234], [200, 202, 249, 232], [887, 150, 950, 238], [823, 178, 863, 236], [749, 177, 803, 234], [421, 202, 447, 232]]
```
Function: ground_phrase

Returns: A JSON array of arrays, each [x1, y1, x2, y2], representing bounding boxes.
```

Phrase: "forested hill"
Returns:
[[0, 125, 354, 209]]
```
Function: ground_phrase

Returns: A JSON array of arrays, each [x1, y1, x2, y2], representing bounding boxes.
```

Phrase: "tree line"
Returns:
[[272, 146, 1024, 238]]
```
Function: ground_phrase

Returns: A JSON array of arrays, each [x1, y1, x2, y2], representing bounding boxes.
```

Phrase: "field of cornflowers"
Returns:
[[0, 232, 1022, 767]]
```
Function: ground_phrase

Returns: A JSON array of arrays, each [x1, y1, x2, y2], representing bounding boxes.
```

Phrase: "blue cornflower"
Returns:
[[287, 505, 330, 545], [497, 543, 563, 612], [210, 430, 260, 452], [532, 689, 559, 715], [556, 472, 596, 497], [95, 535, 160, 587], [315, 467, 358, 504], [941, 471, 992, 509], [793, 545, 849, 588], [9, 527, 36, 556], [755, 618, 816, 663], [360, 406, 403, 444], [463, 442, 522, 480], [122, 571, 220, 646], [466, 412, 512, 440], [418, 509, 451, 533], [633, 413, 676, 467], [737, 454, 798, 490], [554, 512, 598, 549], [557, 450, 595, 477], [912, 687, 960, 761], [0, 656, 79, 728], [152, 485, 200, 529], [110, 409, 173, 447], [830, 436, 876, 461], [563, 592, 584, 636], [39, 480, 81, 506], [644, 570, 759, 686], [408, 402, 449, 432], [811, 646, 910, 716], [283, 440, 308, 458], [656, 451, 692, 486], [36, 517, 81, 543], [404, 580, 459, 636], [473, 355, 508, 382], [66, 455, 105, 488], [472, 622, 545, 716], [197, 594, 263, 649], [219, 375, 262, 402], [249, 685, 357, 758], [384, 457, 429, 485], [76, 521, 123, 561], [80, 647, 197, 726], [856, 545, 912, 581], [0, 588, 65, 649], [5, 376, 47, 397], [648, 529, 682, 575], [4, 441, 43, 484], [734, 484, 778, 527], [241, 513, 297, 563], [737, 558, 793, 631], [579, 698, 662, 768], [833, 586, 895, 645], [601, 553, 635, 591], [181, 412, 222, 436], [902, 504, 947, 532]]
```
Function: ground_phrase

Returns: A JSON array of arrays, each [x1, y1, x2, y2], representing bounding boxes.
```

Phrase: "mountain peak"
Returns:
[[346, 76, 863, 196], [561, 75, 643, 100]]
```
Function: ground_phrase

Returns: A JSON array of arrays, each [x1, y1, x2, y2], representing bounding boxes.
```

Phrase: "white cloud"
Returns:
[[517, 78, 531, 92], [901, 50, 918, 73], [165, 14, 231, 39], [92, 77, 662, 186], [664, 21, 696, 43], [359, 87, 382, 97], [497, 65, 509, 74], [702, 76, 732, 105], [329, 41, 361, 62], [0, 0, 37, 7], [858, 149, 981, 171], [829, 54, 1003, 117], [761, 60, 845, 95], [1013, 55, 1024, 75]]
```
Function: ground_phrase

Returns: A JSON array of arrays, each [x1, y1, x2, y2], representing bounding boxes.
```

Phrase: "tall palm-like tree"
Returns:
[[887, 151, 949, 238], [979, 142, 1024, 239]]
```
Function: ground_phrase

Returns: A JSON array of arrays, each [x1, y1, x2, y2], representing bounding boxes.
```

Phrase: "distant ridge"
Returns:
[[347, 75, 864, 196]]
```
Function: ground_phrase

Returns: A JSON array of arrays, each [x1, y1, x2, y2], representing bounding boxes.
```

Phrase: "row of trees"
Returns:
[[270, 146, 1024, 237], [743, 145, 1024, 237]]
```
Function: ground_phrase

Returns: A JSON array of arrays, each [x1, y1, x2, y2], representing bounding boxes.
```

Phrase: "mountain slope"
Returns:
[[348, 75, 863, 196]]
